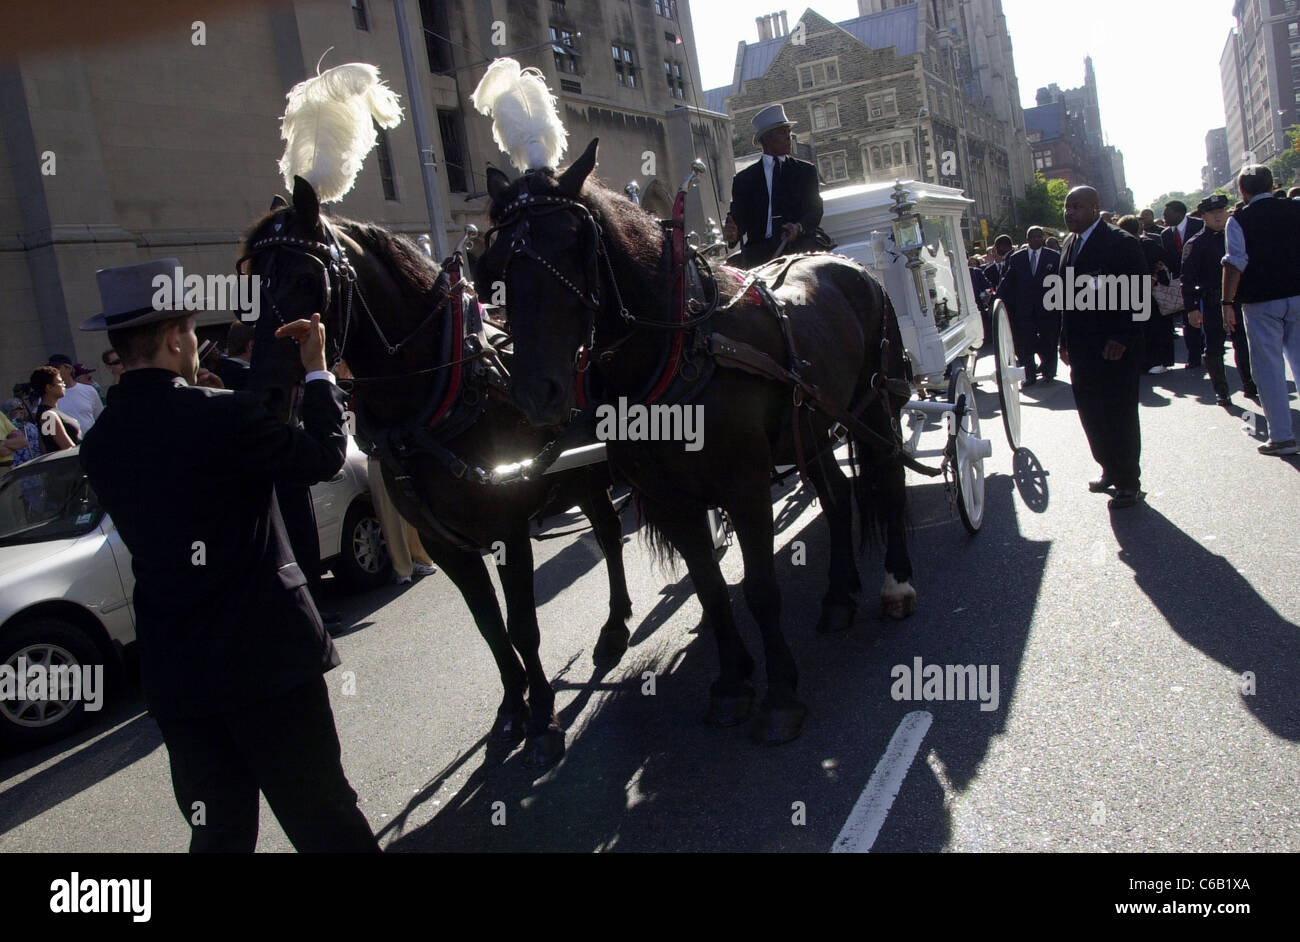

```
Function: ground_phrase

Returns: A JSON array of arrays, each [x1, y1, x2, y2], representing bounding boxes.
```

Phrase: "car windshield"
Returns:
[[0, 456, 104, 545]]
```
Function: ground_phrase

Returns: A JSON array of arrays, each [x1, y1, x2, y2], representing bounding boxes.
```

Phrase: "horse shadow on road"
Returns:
[[383, 466, 1050, 853], [1110, 506, 1300, 740]]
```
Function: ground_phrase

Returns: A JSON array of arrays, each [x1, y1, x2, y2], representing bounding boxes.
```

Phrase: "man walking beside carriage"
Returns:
[[1058, 185, 1150, 509], [995, 225, 1060, 386], [723, 104, 825, 268]]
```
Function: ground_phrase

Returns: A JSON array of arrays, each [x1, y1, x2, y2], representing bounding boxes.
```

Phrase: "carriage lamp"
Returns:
[[625, 181, 641, 204], [891, 216, 925, 254]]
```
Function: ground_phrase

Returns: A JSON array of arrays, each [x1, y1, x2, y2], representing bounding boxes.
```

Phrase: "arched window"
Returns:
[[871, 146, 882, 169], [892, 142, 903, 164]]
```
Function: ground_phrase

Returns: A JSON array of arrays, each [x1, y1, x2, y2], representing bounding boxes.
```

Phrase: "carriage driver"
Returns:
[[723, 104, 825, 268]]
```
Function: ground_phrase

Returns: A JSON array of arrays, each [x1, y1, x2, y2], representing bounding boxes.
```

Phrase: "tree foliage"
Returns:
[[1014, 173, 1067, 237]]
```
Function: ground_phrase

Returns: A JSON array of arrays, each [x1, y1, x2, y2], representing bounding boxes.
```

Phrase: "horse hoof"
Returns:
[[592, 624, 629, 665], [491, 706, 529, 741], [752, 701, 807, 745], [523, 728, 566, 768], [880, 593, 917, 620], [815, 600, 858, 633], [704, 687, 755, 727]]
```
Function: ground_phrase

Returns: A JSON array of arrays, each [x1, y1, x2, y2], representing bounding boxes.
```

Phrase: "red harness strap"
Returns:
[[428, 253, 465, 428]]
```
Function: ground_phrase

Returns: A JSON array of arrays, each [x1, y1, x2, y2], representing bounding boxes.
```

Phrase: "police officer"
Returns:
[[1180, 194, 1258, 406]]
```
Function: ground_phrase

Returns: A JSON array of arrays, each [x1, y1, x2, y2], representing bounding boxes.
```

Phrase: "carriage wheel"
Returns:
[[708, 507, 731, 561], [992, 300, 1024, 451], [946, 367, 988, 534]]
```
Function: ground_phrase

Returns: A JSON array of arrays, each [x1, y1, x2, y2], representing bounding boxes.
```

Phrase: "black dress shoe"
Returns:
[[1022, 376, 1038, 388], [1108, 489, 1146, 509], [1088, 476, 1115, 493]]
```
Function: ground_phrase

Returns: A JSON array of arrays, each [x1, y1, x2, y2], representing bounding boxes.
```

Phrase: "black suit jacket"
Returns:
[[995, 246, 1060, 320], [1059, 221, 1150, 359], [80, 369, 348, 718], [728, 155, 823, 267], [982, 260, 1008, 289], [1159, 217, 1203, 277], [214, 355, 251, 392]]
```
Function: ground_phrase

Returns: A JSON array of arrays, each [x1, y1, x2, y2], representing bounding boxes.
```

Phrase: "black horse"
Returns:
[[239, 176, 633, 765], [478, 140, 916, 745]]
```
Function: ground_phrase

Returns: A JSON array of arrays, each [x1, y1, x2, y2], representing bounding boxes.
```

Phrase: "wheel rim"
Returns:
[[1, 642, 81, 728], [993, 301, 1023, 451], [950, 370, 986, 531], [352, 516, 389, 574]]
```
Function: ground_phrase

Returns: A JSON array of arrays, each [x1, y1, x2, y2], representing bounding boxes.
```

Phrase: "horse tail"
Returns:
[[631, 491, 680, 567], [850, 276, 908, 555]]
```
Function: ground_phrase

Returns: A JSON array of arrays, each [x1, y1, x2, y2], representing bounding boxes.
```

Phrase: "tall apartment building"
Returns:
[[704, 0, 1036, 242], [1204, 127, 1232, 191], [0, 0, 730, 388], [1023, 59, 1131, 213], [1222, 0, 1300, 166]]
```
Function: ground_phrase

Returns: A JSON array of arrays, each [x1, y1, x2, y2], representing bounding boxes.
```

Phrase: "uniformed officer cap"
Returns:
[[1196, 194, 1229, 214]]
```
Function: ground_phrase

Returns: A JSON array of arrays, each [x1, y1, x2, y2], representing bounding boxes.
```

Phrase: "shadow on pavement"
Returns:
[[383, 464, 1049, 853], [1110, 505, 1300, 741]]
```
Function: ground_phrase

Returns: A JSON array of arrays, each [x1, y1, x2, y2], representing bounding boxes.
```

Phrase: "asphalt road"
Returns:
[[2, 348, 1297, 853]]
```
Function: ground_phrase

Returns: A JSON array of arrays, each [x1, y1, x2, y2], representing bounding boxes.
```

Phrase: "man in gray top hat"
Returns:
[[723, 103, 824, 267], [79, 258, 377, 852]]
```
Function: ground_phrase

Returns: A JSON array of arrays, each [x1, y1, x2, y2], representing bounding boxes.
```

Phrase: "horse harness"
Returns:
[[485, 186, 938, 483]]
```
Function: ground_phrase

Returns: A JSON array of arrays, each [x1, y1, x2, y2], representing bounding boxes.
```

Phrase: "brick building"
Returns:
[[705, 1, 1035, 242], [1221, 0, 1300, 167]]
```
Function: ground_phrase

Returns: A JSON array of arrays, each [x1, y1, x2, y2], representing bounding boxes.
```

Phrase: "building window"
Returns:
[[818, 151, 849, 183], [797, 58, 840, 90], [437, 110, 467, 193], [866, 89, 898, 120], [375, 126, 396, 200], [665, 60, 685, 98], [351, 0, 368, 31], [654, 0, 676, 17], [419, 0, 453, 74], [1291, 40, 1300, 58], [551, 26, 580, 74], [612, 44, 638, 87], [560, 78, 582, 94], [811, 100, 840, 131], [1290, 22, 1298, 38]]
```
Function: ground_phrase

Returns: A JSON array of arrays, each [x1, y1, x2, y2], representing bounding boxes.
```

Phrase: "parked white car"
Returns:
[[0, 441, 390, 749]]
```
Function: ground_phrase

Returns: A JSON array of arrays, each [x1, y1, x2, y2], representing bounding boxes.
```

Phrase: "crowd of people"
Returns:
[[964, 167, 1300, 507], [0, 351, 123, 475]]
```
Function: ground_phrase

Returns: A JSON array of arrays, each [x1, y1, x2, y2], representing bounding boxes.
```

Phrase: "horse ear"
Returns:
[[486, 166, 512, 204], [269, 194, 288, 211], [558, 138, 598, 197], [292, 175, 320, 225]]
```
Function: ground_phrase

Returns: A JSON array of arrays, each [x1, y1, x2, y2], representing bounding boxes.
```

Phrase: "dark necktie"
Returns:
[[772, 157, 784, 199]]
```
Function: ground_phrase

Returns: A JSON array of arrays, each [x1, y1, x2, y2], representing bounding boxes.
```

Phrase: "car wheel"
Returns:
[[0, 617, 105, 749], [334, 499, 391, 592]]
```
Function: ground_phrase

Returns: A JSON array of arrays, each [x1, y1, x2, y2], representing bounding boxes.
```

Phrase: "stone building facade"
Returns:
[[706, 0, 1035, 243], [1222, 0, 1300, 167], [0, 0, 730, 389]]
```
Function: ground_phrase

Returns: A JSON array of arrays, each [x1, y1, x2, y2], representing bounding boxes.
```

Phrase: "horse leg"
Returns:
[[496, 528, 565, 768], [806, 444, 862, 634], [724, 474, 806, 745], [640, 498, 756, 726], [577, 475, 633, 665], [876, 453, 916, 619], [421, 538, 530, 740]]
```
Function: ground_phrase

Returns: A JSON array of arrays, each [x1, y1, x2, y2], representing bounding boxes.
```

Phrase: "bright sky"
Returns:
[[691, 0, 1237, 207]]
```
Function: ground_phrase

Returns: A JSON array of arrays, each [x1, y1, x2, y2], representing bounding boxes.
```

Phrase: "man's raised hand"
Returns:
[[274, 313, 328, 375]]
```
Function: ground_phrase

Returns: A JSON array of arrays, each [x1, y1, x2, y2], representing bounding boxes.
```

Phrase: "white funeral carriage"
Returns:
[[819, 179, 1024, 532]]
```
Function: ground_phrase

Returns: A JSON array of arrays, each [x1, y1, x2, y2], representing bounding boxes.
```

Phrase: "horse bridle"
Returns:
[[238, 215, 446, 367]]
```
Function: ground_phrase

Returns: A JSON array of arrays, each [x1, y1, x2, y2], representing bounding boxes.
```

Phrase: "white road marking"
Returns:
[[831, 710, 933, 853]]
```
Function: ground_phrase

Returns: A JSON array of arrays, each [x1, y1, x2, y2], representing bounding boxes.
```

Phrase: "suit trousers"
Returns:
[[153, 676, 379, 852], [1201, 303, 1256, 396], [1012, 311, 1062, 380], [1070, 353, 1142, 490], [1182, 317, 1205, 365], [1143, 312, 1176, 369]]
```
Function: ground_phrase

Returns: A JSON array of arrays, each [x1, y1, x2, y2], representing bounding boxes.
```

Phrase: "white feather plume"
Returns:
[[279, 62, 403, 203], [470, 58, 567, 172]]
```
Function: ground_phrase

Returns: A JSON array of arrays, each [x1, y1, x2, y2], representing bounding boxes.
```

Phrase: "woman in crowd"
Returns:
[[29, 365, 82, 453]]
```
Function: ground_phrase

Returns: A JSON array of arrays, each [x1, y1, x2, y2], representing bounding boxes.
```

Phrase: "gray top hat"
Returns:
[[80, 258, 187, 331], [752, 103, 796, 146]]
